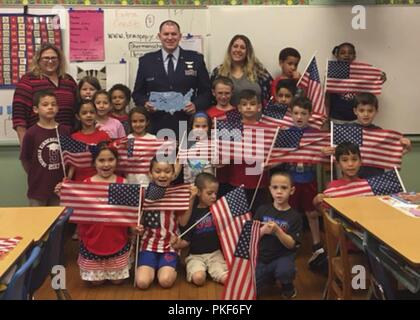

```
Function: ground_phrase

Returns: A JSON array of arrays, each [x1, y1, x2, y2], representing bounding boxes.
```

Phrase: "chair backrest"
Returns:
[[323, 210, 352, 297], [29, 208, 72, 296], [2, 245, 42, 300]]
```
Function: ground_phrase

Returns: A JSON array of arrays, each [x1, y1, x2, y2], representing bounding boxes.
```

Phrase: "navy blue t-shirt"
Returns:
[[181, 205, 221, 255], [329, 92, 357, 121], [254, 204, 302, 263]]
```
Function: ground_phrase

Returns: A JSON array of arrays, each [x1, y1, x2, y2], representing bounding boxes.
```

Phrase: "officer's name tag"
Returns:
[[146, 77, 155, 81]]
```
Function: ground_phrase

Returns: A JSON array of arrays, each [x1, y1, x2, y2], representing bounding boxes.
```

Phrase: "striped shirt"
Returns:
[[12, 73, 77, 129], [140, 210, 180, 253]]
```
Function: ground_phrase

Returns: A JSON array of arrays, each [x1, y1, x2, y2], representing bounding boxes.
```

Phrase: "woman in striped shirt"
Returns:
[[12, 43, 77, 144]]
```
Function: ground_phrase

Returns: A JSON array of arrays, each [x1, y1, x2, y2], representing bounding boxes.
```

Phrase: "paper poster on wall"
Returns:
[[68, 62, 129, 90], [0, 89, 18, 142], [180, 35, 203, 54], [69, 9, 104, 62], [0, 14, 62, 88]]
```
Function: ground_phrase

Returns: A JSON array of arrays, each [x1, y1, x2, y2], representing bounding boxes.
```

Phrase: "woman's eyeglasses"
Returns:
[[40, 56, 58, 62]]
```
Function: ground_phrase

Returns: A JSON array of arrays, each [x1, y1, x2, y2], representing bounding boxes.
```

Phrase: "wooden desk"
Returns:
[[324, 197, 420, 267], [0, 206, 65, 279], [324, 196, 420, 293]]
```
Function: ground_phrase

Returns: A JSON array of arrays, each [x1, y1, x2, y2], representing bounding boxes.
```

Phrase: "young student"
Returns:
[[352, 92, 411, 178], [326, 42, 386, 123], [93, 90, 126, 139], [313, 142, 364, 209], [225, 89, 270, 212], [271, 48, 301, 98], [207, 76, 235, 121], [274, 97, 329, 270], [135, 158, 189, 290], [254, 171, 302, 299], [179, 112, 215, 184], [125, 106, 156, 185], [20, 90, 71, 206], [171, 173, 228, 286], [109, 84, 131, 135], [68, 101, 110, 182], [274, 79, 297, 106], [77, 76, 101, 103], [67, 101, 110, 241], [57, 142, 132, 285]]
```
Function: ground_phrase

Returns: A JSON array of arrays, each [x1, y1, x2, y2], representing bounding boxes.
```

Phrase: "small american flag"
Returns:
[[260, 102, 288, 127], [215, 119, 278, 162], [59, 135, 95, 168], [326, 60, 383, 95], [261, 103, 325, 130], [324, 170, 404, 198], [210, 187, 252, 268], [116, 137, 176, 175], [333, 124, 403, 169], [268, 128, 330, 165], [61, 181, 141, 226], [223, 220, 260, 300], [0, 236, 23, 256], [177, 139, 215, 163], [299, 56, 326, 116], [142, 183, 191, 211]]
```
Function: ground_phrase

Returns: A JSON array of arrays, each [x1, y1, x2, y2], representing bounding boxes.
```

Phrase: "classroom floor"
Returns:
[[34, 230, 327, 300]]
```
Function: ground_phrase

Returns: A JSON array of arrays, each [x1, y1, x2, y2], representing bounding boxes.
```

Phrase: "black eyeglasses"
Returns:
[[40, 56, 58, 62]]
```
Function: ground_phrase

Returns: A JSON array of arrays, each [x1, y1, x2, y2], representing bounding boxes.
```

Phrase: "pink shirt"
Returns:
[[97, 117, 126, 139]]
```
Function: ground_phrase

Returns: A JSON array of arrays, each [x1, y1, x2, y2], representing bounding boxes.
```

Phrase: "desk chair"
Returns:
[[1, 245, 42, 300], [323, 211, 368, 300], [29, 208, 73, 300]]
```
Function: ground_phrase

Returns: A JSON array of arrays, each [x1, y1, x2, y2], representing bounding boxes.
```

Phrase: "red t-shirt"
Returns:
[[71, 129, 110, 182], [326, 178, 365, 190], [20, 124, 71, 200], [78, 176, 129, 256], [228, 163, 269, 189], [207, 105, 235, 121]]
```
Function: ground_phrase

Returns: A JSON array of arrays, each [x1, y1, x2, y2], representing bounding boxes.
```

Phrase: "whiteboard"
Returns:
[[208, 6, 420, 134], [103, 8, 209, 89], [0, 7, 210, 143]]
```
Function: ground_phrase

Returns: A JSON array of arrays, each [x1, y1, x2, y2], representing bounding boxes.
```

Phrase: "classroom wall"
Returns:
[[1, 137, 419, 207]]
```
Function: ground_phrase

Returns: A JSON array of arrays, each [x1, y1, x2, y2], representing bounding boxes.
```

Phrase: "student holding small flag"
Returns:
[[313, 142, 404, 207], [177, 112, 215, 184], [326, 42, 387, 123], [171, 173, 228, 286], [135, 157, 191, 290], [20, 90, 71, 207], [124, 106, 156, 185], [57, 142, 133, 286], [67, 101, 110, 182], [271, 97, 331, 271], [351, 93, 411, 178]]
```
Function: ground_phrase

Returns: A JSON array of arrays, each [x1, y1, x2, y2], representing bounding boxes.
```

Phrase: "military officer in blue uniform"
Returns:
[[132, 20, 212, 138]]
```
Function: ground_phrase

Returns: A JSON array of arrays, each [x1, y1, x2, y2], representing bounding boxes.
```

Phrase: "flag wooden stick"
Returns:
[[133, 186, 143, 288], [394, 167, 407, 193], [55, 126, 67, 179], [296, 51, 317, 87], [330, 121, 334, 182], [249, 127, 280, 211], [175, 130, 187, 162], [179, 211, 211, 240]]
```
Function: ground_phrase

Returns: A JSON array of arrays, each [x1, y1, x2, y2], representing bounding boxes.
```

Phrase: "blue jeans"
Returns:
[[256, 254, 296, 296]]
